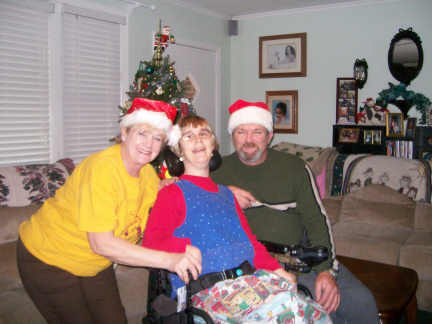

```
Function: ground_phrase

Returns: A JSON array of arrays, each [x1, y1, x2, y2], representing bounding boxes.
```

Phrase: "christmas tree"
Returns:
[[119, 21, 195, 121]]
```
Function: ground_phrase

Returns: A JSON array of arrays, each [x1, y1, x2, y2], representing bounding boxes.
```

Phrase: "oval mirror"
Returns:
[[388, 28, 423, 85]]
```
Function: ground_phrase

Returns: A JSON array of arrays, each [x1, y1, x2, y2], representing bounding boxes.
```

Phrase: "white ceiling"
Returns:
[[157, 0, 388, 19]]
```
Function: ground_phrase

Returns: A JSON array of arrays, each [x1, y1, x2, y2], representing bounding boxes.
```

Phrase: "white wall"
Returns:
[[229, 0, 432, 149]]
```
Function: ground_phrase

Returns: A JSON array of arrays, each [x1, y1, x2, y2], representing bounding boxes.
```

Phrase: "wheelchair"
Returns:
[[142, 242, 329, 324]]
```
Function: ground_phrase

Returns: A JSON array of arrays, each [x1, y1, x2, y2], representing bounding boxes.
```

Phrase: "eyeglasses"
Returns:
[[181, 130, 213, 142]]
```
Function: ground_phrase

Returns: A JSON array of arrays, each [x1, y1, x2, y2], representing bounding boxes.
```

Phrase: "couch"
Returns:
[[0, 160, 149, 324], [272, 141, 432, 311]]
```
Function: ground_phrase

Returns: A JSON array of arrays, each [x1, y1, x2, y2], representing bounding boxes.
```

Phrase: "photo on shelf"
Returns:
[[373, 130, 382, 144], [363, 130, 373, 144], [338, 127, 360, 143], [386, 112, 404, 137], [406, 117, 417, 137], [336, 78, 358, 125]]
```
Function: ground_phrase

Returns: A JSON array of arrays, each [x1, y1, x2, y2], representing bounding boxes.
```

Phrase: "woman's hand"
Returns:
[[159, 177, 179, 190], [227, 185, 256, 209], [274, 268, 297, 284], [169, 245, 202, 284]]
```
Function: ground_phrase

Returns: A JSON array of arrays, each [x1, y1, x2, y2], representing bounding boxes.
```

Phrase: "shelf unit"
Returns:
[[332, 125, 432, 159]]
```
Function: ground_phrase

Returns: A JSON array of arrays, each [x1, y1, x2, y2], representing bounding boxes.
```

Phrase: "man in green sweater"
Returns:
[[212, 99, 379, 324]]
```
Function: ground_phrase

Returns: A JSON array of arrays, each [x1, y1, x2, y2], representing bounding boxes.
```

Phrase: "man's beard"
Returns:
[[238, 143, 264, 163]]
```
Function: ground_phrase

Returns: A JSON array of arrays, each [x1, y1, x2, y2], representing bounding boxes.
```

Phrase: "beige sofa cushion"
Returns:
[[333, 184, 416, 265], [0, 205, 41, 244], [339, 184, 415, 234], [0, 241, 22, 292], [414, 202, 432, 232], [399, 231, 432, 281]]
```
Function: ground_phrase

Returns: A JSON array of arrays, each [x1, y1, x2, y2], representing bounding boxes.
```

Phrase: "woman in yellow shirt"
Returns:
[[17, 98, 202, 324]]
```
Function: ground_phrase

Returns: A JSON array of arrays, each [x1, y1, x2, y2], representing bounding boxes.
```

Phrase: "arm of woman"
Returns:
[[88, 231, 201, 282]]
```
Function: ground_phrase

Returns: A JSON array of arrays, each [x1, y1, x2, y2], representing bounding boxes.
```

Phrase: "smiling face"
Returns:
[[175, 116, 217, 177], [120, 123, 165, 177], [179, 125, 215, 176], [232, 123, 273, 166]]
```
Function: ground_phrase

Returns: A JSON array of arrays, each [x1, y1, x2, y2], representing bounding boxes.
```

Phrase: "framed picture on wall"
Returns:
[[386, 112, 404, 137], [265, 90, 298, 133], [336, 78, 358, 125], [259, 33, 307, 78]]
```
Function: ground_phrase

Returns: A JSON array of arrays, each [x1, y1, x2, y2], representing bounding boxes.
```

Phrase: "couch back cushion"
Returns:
[[0, 158, 74, 207], [342, 155, 431, 203], [337, 184, 415, 242]]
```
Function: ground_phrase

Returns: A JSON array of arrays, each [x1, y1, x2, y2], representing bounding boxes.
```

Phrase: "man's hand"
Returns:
[[227, 185, 256, 209], [315, 270, 340, 313], [169, 245, 202, 284], [274, 268, 297, 284]]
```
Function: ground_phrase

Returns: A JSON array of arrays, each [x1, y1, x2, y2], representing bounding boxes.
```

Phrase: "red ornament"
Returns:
[[180, 102, 189, 117]]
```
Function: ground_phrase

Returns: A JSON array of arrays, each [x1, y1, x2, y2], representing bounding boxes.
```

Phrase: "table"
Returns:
[[338, 255, 419, 324]]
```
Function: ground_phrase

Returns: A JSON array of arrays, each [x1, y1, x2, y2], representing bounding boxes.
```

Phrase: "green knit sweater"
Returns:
[[212, 148, 336, 273]]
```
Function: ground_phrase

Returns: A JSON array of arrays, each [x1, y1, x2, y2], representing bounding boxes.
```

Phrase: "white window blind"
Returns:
[[63, 11, 121, 163], [0, 0, 50, 166]]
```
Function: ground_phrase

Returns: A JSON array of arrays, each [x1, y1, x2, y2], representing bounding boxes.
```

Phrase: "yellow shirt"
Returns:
[[19, 144, 159, 276]]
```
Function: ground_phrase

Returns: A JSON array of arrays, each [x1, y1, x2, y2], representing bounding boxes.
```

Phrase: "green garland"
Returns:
[[376, 82, 431, 124]]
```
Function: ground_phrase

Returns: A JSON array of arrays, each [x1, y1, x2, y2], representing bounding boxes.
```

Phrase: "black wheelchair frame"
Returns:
[[142, 242, 329, 324]]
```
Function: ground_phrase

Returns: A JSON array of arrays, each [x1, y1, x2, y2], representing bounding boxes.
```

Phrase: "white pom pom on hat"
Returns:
[[228, 99, 273, 134], [120, 98, 180, 146]]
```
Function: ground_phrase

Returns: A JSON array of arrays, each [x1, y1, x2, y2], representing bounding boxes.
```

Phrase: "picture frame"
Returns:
[[338, 127, 360, 143], [259, 33, 307, 78], [386, 112, 404, 137], [363, 130, 373, 144], [265, 90, 298, 134], [336, 78, 358, 125], [372, 130, 382, 144], [406, 117, 417, 137]]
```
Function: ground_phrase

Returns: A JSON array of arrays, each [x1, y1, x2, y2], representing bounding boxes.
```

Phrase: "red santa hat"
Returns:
[[228, 99, 273, 134], [120, 98, 181, 146]]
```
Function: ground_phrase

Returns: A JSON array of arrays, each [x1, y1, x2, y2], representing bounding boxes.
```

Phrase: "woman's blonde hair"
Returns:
[[171, 115, 219, 156]]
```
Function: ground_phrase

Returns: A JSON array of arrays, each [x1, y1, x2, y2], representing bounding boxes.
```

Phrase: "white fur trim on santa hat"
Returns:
[[228, 106, 273, 134], [120, 109, 180, 146], [167, 124, 181, 146]]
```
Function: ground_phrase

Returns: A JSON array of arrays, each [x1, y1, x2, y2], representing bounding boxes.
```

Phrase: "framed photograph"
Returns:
[[373, 130, 382, 144], [336, 78, 358, 125], [363, 130, 373, 144], [259, 33, 307, 78], [406, 117, 417, 137], [266, 90, 298, 134], [338, 128, 360, 143], [386, 112, 404, 137]]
